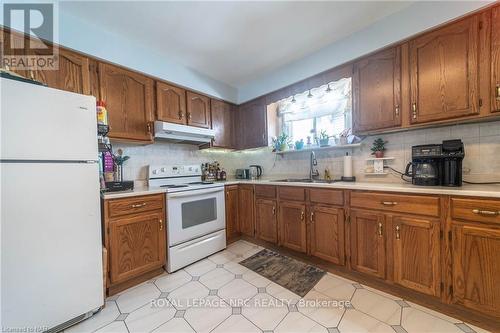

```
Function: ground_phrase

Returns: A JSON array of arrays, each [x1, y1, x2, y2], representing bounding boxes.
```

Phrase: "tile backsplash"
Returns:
[[114, 120, 500, 184]]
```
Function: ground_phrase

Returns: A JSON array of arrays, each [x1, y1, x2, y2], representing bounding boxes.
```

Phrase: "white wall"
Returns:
[[237, 1, 494, 103]]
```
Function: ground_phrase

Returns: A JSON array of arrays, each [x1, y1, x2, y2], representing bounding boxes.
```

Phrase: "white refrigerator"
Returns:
[[0, 78, 104, 331]]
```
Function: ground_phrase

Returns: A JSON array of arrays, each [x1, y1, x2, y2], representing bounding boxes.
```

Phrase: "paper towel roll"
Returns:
[[343, 153, 353, 178]]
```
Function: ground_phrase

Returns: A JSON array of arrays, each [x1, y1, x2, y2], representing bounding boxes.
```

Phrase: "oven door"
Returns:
[[167, 187, 225, 246]]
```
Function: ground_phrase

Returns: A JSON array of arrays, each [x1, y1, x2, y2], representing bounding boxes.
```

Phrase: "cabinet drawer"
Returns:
[[278, 186, 306, 201], [350, 191, 439, 217], [107, 194, 164, 218], [310, 188, 344, 206], [255, 185, 276, 199], [451, 198, 500, 225]]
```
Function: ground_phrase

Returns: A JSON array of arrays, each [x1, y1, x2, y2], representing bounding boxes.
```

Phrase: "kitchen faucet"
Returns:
[[309, 151, 320, 180]]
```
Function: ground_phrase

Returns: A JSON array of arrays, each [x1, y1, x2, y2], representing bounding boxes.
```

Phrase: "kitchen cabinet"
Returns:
[[409, 15, 481, 124], [451, 223, 500, 317], [491, 5, 500, 112], [156, 81, 186, 125], [353, 47, 401, 133], [186, 91, 211, 128], [225, 185, 240, 242], [1, 30, 28, 77], [392, 215, 441, 297], [108, 211, 165, 284], [99, 63, 154, 143], [278, 201, 307, 253], [103, 193, 166, 295], [236, 98, 267, 149], [255, 199, 278, 243], [309, 205, 345, 265], [238, 185, 255, 237], [350, 209, 386, 279], [211, 99, 234, 148]]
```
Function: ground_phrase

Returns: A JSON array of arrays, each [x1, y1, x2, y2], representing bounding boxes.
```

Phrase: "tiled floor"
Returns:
[[67, 240, 491, 333]]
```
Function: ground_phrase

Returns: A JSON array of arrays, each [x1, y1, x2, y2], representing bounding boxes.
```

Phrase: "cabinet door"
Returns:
[[350, 210, 386, 279], [225, 185, 239, 242], [238, 185, 255, 237], [309, 205, 345, 265], [409, 16, 480, 123], [109, 212, 166, 284], [452, 224, 500, 317], [186, 91, 211, 128], [99, 63, 154, 142], [211, 99, 234, 148], [31, 49, 90, 95], [393, 216, 440, 297], [279, 201, 307, 253], [236, 99, 267, 149], [256, 199, 278, 243], [1, 30, 28, 77], [156, 81, 186, 124], [353, 47, 401, 133], [492, 6, 500, 112]]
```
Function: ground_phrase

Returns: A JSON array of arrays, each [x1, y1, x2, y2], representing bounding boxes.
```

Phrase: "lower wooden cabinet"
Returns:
[[309, 205, 345, 265], [255, 199, 278, 243], [108, 211, 165, 284], [238, 185, 255, 237], [279, 201, 307, 253], [225, 185, 240, 242], [350, 209, 386, 279], [452, 222, 500, 317], [103, 193, 166, 295], [392, 215, 441, 297]]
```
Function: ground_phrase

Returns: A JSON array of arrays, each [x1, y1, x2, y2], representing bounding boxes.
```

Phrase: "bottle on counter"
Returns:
[[220, 168, 227, 181], [96, 100, 108, 125]]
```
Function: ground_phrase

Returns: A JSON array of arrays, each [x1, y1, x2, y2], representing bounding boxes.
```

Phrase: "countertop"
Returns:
[[101, 178, 500, 199]]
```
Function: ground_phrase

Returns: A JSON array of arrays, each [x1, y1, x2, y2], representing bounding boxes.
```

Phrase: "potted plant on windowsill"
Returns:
[[272, 133, 291, 152], [371, 138, 387, 158], [318, 130, 330, 147], [295, 139, 304, 150]]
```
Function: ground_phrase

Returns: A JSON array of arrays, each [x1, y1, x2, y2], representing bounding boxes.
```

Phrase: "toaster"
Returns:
[[235, 168, 250, 179]]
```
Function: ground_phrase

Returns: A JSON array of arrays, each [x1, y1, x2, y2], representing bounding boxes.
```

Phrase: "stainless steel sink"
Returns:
[[271, 178, 336, 184]]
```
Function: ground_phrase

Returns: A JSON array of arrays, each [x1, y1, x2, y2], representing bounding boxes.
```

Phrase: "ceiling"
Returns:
[[60, 1, 414, 89]]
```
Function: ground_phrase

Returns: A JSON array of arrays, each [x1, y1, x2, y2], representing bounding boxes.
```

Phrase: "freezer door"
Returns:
[[1, 162, 103, 330], [0, 78, 97, 161]]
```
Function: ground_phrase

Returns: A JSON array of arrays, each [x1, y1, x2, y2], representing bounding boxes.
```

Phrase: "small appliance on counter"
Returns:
[[249, 165, 263, 180], [236, 168, 250, 179], [405, 139, 464, 186]]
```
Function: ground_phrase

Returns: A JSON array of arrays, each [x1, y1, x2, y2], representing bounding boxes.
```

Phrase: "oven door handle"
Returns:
[[167, 188, 224, 198]]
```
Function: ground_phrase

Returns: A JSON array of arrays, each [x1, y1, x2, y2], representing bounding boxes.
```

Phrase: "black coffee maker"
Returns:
[[405, 140, 464, 186]]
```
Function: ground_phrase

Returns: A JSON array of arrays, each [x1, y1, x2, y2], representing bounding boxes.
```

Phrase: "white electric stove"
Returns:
[[148, 165, 226, 272]]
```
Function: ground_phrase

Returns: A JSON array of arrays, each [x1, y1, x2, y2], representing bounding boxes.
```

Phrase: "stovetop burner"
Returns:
[[160, 184, 189, 188]]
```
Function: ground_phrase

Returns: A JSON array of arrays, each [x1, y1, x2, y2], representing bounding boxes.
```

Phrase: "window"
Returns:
[[278, 77, 352, 145]]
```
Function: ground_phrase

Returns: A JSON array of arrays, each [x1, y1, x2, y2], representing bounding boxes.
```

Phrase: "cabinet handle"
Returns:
[[226, 191, 229, 197], [395, 105, 400, 116], [29, 70, 35, 80], [378, 222, 383, 237], [472, 209, 499, 216], [310, 212, 314, 223], [412, 103, 417, 119], [272, 206, 276, 215], [381, 201, 398, 206], [496, 84, 500, 100], [146, 122, 152, 133], [300, 211, 305, 221], [395, 225, 400, 240], [179, 111, 184, 120], [159, 219, 163, 231], [187, 112, 192, 120], [131, 202, 146, 208]]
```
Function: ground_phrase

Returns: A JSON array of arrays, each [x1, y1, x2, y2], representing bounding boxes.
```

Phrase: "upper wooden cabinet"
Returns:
[[452, 223, 500, 318], [99, 63, 154, 143], [392, 215, 441, 297], [236, 98, 268, 149], [409, 16, 481, 124], [353, 47, 401, 133], [491, 6, 500, 112], [211, 99, 234, 148], [156, 82, 186, 124], [309, 205, 345, 265], [186, 91, 211, 128], [350, 209, 386, 279]]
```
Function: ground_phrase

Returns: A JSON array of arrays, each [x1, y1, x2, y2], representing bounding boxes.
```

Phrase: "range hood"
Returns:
[[154, 121, 215, 145]]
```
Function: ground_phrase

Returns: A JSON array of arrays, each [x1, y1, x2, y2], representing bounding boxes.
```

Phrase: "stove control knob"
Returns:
[[152, 169, 158, 175], [161, 167, 166, 172]]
